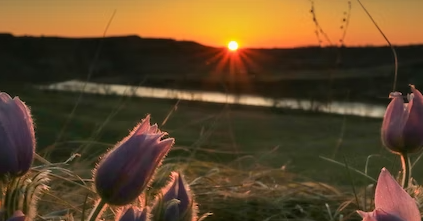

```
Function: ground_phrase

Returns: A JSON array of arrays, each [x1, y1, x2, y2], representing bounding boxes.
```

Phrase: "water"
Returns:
[[38, 80, 387, 118]]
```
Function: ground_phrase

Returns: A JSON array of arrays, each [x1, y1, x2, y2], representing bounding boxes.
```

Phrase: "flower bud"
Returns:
[[6, 211, 26, 221], [117, 207, 148, 221], [94, 115, 174, 206], [381, 85, 423, 154], [153, 172, 197, 221], [0, 92, 35, 178]]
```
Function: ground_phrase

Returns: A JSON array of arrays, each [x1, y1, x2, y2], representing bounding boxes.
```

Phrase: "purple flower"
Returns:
[[94, 115, 174, 206], [357, 168, 420, 221], [0, 92, 35, 178], [6, 211, 26, 221], [117, 207, 148, 221], [381, 85, 423, 154], [154, 172, 196, 221]]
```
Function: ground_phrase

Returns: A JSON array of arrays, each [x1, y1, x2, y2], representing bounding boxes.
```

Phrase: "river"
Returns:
[[38, 80, 387, 118]]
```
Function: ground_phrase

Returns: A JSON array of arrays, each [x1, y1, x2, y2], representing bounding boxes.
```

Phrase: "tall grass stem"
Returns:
[[356, 0, 398, 92], [87, 199, 106, 221]]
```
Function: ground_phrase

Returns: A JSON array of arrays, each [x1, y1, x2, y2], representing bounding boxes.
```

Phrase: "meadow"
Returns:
[[2, 1, 423, 219], [2, 81, 420, 220]]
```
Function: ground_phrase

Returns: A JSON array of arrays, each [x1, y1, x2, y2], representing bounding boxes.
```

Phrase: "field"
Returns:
[[2, 36, 423, 221], [3, 82, 422, 220]]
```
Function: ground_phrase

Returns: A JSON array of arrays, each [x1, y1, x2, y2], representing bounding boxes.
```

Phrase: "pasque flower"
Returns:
[[153, 172, 197, 221], [5, 211, 26, 221], [381, 85, 423, 154], [357, 168, 421, 221], [118, 207, 148, 221], [94, 115, 174, 206], [0, 92, 35, 178]]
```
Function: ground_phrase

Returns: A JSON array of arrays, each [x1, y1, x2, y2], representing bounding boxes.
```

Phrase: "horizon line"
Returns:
[[2, 32, 423, 50]]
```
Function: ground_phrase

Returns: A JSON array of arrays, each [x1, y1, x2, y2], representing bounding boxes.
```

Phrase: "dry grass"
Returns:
[[34, 155, 379, 221]]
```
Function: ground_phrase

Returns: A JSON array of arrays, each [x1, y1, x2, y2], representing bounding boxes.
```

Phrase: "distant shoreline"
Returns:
[[1, 33, 422, 105], [2, 32, 423, 49]]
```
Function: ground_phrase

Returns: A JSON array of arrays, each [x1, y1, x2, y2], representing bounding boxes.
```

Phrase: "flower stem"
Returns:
[[400, 153, 411, 189], [87, 199, 106, 221]]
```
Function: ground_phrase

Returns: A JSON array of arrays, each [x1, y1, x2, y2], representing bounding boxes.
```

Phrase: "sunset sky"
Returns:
[[1, 0, 422, 48]]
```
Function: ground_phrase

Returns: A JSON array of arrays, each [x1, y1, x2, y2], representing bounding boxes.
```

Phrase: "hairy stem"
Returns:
[[87, 199, 107, 221], [400, 153, 411, 189]]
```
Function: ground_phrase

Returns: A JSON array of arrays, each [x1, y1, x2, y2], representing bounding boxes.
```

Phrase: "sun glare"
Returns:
[[228, 41, 239, 51]]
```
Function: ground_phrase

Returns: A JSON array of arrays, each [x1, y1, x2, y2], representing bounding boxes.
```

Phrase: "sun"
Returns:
[[228, 41, 239, 51]]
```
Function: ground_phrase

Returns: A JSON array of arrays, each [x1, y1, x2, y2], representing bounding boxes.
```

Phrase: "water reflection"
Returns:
[[39, 80, 386, 118]]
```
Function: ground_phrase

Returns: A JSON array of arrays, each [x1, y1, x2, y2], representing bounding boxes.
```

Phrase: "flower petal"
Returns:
[[357, 210, 378, 221], [0, 92, 35, 177], [138, 208, 148, 221], [176, 172, 192, 214], [375, 168, 420, 221], [133, 115, 152, 136], [402, 85, 423, 153], [119, 207, 136, 221], [6, 210, 26, 221], [381, 92, 406, 153], [162, 172, 179, 202], [374, 208, 404, 221]]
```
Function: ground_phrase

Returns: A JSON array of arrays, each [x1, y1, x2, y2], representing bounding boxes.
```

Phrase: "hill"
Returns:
[[1, 33, 423, 103]]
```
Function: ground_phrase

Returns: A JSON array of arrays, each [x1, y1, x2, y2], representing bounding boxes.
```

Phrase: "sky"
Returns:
[[1, 0, 422, 48]]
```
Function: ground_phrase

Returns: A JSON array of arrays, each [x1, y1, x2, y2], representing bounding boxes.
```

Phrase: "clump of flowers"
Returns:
[[356, 85, 423, 220], [0, 91, 211, 221]]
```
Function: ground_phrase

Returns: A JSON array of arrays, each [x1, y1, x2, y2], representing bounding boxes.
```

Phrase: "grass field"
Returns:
[[2, 82, 421, 220]]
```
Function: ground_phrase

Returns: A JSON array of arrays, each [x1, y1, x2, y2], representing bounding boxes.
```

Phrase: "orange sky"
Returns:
[[1, 0, 422, 48]]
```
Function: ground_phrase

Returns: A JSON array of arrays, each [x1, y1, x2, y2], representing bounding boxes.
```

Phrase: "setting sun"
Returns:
[[228, 41, 239, 51]]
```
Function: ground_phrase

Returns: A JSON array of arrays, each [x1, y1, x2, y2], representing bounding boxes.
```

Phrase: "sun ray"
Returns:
[[195, 41, 278, 97]]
